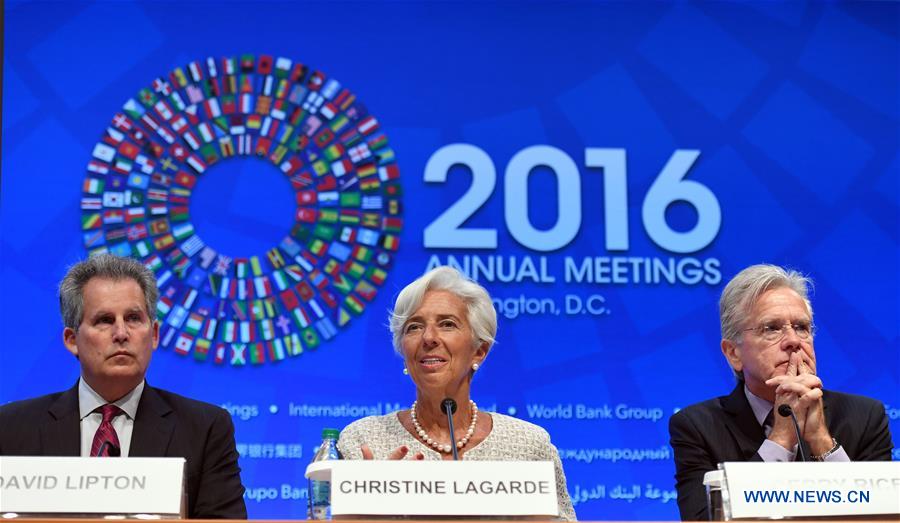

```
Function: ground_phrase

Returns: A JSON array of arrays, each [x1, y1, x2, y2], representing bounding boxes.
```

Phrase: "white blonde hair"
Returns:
[[720, 264, 813, 342], [720, 264, 813, 380], [389, 266, 497, 354]]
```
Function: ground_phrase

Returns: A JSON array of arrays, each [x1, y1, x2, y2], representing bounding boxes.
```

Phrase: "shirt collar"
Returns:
[[78, 378, 144, 421], [744, 383, 773, 427]]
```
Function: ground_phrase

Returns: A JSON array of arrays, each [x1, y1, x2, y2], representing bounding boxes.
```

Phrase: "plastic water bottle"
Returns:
[[308, 428, 341, 520]]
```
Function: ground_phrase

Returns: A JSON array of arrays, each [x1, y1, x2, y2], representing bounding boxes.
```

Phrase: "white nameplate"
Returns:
[[307, 460, 558, 517], [0, 456, 185, 517], [723, 461, 900, 519]]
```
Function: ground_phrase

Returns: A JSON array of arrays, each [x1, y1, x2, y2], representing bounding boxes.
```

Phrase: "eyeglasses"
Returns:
[[742, 321, 815, 342]]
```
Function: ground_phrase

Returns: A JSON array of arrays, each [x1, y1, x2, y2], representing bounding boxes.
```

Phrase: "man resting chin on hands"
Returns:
[[668, 264, 893, 521]]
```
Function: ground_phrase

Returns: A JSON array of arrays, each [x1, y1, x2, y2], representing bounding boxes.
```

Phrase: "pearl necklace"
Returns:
[[410, 400, 478, 454]]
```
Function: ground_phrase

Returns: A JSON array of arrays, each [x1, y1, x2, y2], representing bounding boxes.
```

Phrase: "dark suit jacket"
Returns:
[[669, 383, 893, 521], [0, 383, 247, 519]]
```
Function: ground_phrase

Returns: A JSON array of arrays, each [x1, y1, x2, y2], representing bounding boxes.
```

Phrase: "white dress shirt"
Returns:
[[78, 378, 144, 457]]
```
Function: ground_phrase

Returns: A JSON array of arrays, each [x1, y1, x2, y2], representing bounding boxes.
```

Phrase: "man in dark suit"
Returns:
[[669, 264, 893, 521], [0, 254, 246, 519]]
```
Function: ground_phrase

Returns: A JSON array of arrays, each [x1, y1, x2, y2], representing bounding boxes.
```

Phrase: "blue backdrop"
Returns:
[[2, 1, 898, 519]]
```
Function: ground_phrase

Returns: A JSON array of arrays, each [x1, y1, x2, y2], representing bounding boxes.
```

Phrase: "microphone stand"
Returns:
[[96, 440, 121, 457], [441, 398, 459, 461], [777, 404, 807, 462]]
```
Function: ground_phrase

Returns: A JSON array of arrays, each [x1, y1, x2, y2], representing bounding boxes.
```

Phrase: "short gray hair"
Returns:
[[59, 254, 158, 330], [720, 263, 814, 343], [389, 266, 497, 354]]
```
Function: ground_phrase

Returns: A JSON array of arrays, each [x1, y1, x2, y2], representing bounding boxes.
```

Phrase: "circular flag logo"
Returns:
[[79, 54, 402, 366]]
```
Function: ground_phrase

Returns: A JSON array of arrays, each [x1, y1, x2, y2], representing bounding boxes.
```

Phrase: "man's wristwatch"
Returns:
[[811, 438, 840, 461]]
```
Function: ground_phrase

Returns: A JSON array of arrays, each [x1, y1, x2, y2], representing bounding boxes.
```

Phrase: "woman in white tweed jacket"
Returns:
[[337, 266, 576, 521]]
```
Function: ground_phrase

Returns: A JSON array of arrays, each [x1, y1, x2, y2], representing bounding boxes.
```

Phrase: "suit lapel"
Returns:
[[42, 384, 81, 456], [721, 383, 767, 459], [130, 385, 175, 457]]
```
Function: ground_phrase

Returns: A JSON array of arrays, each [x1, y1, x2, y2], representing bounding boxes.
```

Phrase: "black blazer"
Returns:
[[0, 383, 247, 519], [669, 383, 893, 521]]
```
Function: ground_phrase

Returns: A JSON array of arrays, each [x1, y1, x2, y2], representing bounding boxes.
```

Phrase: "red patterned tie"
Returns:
[[91, 404, 124, 457]]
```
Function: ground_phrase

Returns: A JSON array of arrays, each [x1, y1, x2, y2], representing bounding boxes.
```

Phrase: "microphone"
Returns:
[[777, 404, 807, 462], [96, 441, 121, 457], [440, 398, 459, 461]]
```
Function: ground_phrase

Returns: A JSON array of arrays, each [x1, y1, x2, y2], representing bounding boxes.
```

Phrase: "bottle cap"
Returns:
[[321, 428, 340, 439]]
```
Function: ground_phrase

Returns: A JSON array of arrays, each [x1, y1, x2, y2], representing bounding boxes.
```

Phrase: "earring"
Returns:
[[472, 363, 479, 372], [403, 367, 409, 375]]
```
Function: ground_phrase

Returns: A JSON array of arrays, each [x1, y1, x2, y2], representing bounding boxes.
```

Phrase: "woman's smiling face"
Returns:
[[401, 290, 486, 394]]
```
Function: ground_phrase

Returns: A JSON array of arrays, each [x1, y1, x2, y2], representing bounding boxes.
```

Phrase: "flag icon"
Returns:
[[345, 295, 365, 315], [194, 338, 211, 361], [83, 178, 105, 194], [82, 213, 102, 230]]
